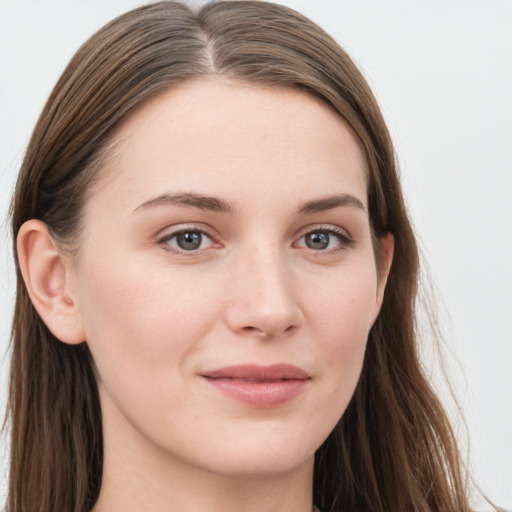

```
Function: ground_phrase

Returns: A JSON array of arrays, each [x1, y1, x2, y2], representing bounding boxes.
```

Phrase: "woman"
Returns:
[[3, 1, 496, 511]]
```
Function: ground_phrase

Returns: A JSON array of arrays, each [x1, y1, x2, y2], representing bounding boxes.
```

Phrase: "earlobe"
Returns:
[[17, 219, 85, 345]]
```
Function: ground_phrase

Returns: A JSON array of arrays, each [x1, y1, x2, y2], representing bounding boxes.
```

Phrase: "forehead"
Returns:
[[88, 79, 368, 215]]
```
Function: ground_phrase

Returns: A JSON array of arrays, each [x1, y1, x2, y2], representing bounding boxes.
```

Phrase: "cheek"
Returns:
[[302, 262, 378, 392], [76, 254, 224, 387]]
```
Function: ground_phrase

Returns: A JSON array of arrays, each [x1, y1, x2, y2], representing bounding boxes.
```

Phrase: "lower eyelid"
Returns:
[[157, 227, 217, 251], [156, 225, 353, 254], [295, 227, 352, 243]]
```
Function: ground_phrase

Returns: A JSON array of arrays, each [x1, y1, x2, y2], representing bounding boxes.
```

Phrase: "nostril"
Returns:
[[243, 325, 271, 337], [240, 324, 297, 338]]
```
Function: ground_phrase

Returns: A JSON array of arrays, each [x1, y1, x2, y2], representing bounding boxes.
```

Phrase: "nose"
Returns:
[[224, 246, 304, 339]]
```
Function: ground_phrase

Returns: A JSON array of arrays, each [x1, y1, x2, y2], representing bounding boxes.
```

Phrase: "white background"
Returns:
[[0, 0, 511, 509]]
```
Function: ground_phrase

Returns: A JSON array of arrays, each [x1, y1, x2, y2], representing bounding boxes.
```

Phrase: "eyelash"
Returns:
[[157, 226, 217, 255], [157, 225, 354, 255], [294, 225, 354, 254]]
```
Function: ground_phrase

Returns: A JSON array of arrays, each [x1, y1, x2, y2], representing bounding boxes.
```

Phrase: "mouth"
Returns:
[[200, 364, 311, 407]]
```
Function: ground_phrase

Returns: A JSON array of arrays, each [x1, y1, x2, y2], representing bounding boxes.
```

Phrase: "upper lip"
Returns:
[[201, 364, 310, 381]]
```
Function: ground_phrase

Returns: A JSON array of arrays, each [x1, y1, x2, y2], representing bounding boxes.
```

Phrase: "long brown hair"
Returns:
[[6, 2, 476, 511]]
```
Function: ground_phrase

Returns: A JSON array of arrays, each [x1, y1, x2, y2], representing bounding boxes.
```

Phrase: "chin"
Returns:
[[207, 447, 314, 479], [183, 423, 324, 479]]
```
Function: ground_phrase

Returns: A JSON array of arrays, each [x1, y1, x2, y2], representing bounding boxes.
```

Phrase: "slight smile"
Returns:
[[200, 364, 311, 408]]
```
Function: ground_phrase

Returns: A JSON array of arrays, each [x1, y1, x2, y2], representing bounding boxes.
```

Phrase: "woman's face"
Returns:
[[70, 80, 391, 478]]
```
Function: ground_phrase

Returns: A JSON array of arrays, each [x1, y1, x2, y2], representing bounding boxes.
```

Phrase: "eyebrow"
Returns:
[[133, 192, 235, 214], [133, 191, 365, 216], [296, 194, 366, 214]]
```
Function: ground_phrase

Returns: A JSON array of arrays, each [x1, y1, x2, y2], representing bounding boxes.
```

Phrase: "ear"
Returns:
[[17, 219, 86, 345], [375, 232, 395, 312]]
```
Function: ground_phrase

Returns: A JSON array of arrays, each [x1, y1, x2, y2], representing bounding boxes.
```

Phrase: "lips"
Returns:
[[200, 364, 310, 407]]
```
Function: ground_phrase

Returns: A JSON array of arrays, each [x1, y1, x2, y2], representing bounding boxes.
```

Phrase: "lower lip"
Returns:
[[202, 377, 308, 407]]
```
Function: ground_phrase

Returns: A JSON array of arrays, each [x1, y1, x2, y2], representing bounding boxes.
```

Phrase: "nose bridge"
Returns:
[[226, 240, 303, 338]]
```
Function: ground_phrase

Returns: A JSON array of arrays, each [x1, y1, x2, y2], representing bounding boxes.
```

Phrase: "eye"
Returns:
[[295, 228, 353, 252], [159, 228, 215, 253]]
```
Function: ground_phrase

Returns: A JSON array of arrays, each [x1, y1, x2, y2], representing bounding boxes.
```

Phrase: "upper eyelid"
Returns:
[[157, 226, 218, 255], [156, 223, 217, 241], [293, 225, 355, 253], [294, 223, 352, 240], [155, 222, 353, 246]]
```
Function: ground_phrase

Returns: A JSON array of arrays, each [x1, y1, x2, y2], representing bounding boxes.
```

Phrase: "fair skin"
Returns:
[[18, 80, 393, 512]]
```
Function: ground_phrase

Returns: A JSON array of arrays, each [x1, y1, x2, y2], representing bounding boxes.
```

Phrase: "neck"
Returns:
[[92, 398, 315, 512], [94, 452, 314, 512]]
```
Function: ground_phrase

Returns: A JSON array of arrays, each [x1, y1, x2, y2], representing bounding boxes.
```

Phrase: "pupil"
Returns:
[[177, 231, 202, 250], [306, 232, 329, 250]]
